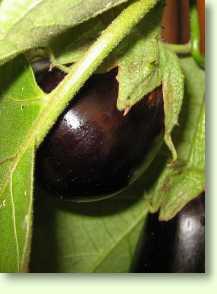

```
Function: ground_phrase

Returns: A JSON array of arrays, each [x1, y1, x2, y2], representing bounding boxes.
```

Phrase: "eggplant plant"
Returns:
[[0, 0, 205, 273]]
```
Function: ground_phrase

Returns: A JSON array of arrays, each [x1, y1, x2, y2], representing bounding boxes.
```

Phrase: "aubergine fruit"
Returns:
[[35, 67, 164, 201], [133, 194, 205, 273]]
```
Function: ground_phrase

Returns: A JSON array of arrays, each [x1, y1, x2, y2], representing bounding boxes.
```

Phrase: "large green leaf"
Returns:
[[0, 0, 129, 65], [144, 57, 205, 220], [31, 185, 149, 273], [0, 56, 43, 272]]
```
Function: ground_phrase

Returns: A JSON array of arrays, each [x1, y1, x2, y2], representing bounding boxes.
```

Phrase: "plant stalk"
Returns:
[[190, 3, 205, 68], [35, 0, 159, 146], [163, 42, 191, 55]]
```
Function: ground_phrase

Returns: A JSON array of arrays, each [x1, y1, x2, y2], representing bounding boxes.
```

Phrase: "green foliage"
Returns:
[[0, 56, 43, 272], [0, 0, 130, 65], [0, 0, 204, 273], [49, 5, 125, 65], [31, 186, 149, 273], [159, 42, 185, 161], [116, 5, 162, 110], [30, 57, 205, 272], [46, 3, 163, 112], [144, 57, 205, 220]]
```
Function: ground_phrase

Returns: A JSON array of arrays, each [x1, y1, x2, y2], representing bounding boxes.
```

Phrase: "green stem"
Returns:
[[163, 42, 191, 55], [35, 0, 159, 146], [190, 4, 205, 68], [48, 49, 71, 73]]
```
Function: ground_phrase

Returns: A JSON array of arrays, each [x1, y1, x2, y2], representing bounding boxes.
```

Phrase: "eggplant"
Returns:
[[133, 194, 205, 273], [35, 67, 164, 201]]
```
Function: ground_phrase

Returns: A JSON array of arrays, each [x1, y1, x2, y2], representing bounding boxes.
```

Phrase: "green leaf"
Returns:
[[31, 186, 149, 273], [49, 3, 163, 108], [49, 5, 124, 65], [0, 56, 43, 272], [159, 42, 185, 161], [116, 37, 161, 111], [158, 164, 204, 221], [116, 12, 162, 110], [144, 57, 205, 220], [0, 0, 129, 65], [115, 4, 162, 111]]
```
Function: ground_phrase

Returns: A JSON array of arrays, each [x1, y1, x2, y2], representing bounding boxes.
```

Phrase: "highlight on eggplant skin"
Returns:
[[133, 194, 205, 273]]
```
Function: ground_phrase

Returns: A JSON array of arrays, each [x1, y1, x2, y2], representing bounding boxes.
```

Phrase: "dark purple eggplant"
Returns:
[[35, 67, 164, 201], [133, 194, 205, 273]]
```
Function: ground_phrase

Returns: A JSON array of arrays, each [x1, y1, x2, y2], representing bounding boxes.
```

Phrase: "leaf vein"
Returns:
[[90, 209, 147, 272]]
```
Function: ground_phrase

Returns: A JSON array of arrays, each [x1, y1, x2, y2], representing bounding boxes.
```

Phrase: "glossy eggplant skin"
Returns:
[[36, 68, 164, 201], [134, 195, 205, 273]]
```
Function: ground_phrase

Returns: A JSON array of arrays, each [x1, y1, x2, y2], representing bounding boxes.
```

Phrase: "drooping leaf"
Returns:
[[143, 57, 205, 220], [116, 5, 162, 110], [0, 0, 129, 65], [159, 42, 185, 161], [116, 38, 161, 111], [0, 56, 43, 272]]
